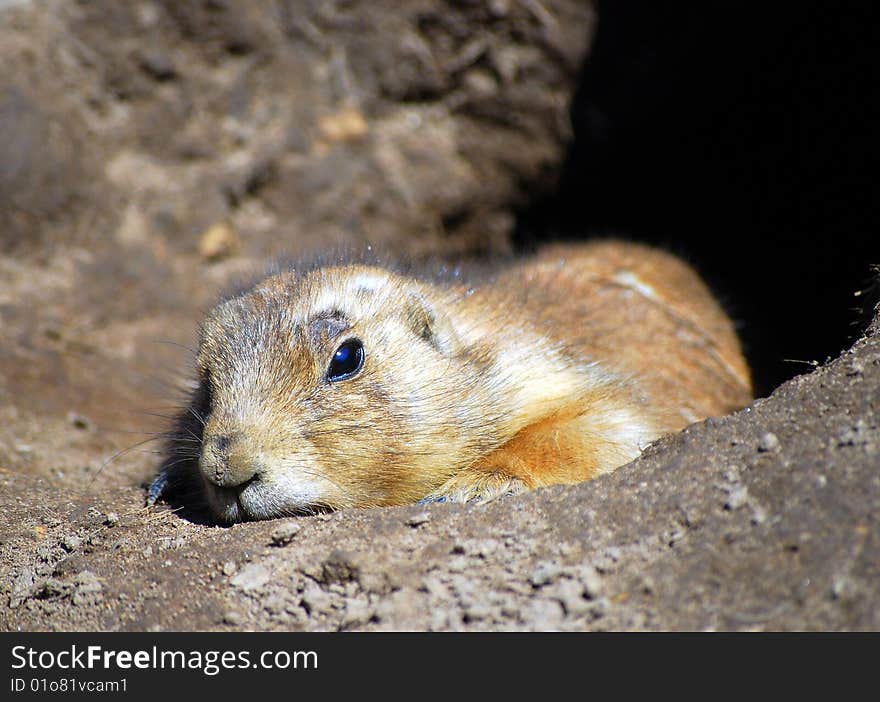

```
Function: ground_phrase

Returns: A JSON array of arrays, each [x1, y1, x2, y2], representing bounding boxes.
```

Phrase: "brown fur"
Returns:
[[152, 240, 752, 522]]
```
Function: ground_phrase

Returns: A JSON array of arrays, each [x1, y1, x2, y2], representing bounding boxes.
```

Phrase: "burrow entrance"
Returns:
[[514, 2, 878, 396]]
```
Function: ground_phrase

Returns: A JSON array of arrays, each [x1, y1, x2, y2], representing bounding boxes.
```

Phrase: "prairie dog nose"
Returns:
[[200, 433, 259, 488]]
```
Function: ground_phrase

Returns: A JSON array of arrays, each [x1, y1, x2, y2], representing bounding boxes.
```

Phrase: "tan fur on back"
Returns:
[[492, 241, 751, 427]]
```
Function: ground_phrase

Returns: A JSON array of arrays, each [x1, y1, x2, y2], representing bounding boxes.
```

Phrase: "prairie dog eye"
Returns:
[[327, 338, 364, 382]]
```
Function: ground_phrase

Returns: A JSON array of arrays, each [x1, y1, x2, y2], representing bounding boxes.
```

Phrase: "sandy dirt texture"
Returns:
[[1, 1, 878, 631], [1, 316, 878, 632]]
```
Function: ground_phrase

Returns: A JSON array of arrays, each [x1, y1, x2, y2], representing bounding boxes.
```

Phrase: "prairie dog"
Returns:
[[148, 241, 751, 523]]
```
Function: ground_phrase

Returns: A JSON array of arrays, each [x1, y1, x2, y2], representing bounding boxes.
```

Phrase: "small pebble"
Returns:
[[548, 578, 591, 616], [577, 565, 605, 600], [526, 598, 565, 629], [104, 512, 119, 527], [341, 599, 375, 629], [198, 222, 240, 261], [300, 582, 334, 617], [750, 504, 768, 525], [463, 69, 497, 98], [221, 561, 238, 576], [74, 571, 102, 591], [139, 50, 177, 81], [489, 0, 510, 17], [9, 568, 36, 608], [269, 521, 301, 546], [262, 595, 287, 616], [71, 571, 103, 604], [529, 561, 562, 588], [230, 563, 271, 592], [830, 575, 856, 601], [222, 610, 244, 626], [321, 549, 360, 583], [725, 485, 749, 510], [317, 107, 368, 143], [757, 432, 781, 453], [61, 535, 83, 552]]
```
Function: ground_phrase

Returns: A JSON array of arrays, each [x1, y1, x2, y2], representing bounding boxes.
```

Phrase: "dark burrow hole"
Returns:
[[513, 1, 878, 397]]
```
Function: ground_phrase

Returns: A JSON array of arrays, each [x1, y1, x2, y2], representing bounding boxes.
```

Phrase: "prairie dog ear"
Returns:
[[403, 290, 460, 355]]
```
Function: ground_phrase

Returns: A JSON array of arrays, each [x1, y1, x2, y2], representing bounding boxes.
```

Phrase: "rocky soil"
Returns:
[[1, 1, 877, 631]]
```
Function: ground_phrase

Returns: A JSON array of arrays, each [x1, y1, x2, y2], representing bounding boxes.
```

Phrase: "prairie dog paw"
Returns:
[[420, 473, 528, 505]]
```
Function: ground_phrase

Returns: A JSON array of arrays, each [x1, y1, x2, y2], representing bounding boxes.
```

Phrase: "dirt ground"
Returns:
[[1, 1, 877, 631]]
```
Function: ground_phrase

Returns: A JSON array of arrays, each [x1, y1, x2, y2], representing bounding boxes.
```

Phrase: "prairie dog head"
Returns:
[[191, 265, 483, 523]]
